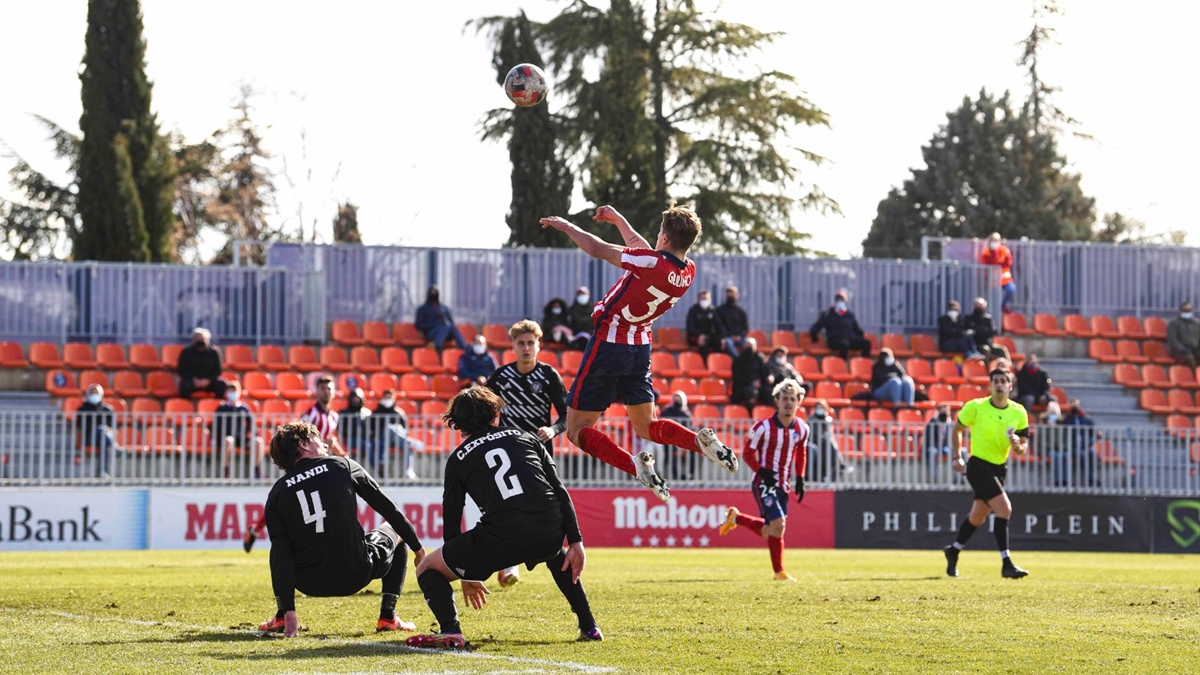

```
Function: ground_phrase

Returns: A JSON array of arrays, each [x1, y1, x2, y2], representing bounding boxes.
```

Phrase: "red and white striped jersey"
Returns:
[[743, 415, 809, 491], [592, 247, 695, 345], [301, 402, 340, 441]]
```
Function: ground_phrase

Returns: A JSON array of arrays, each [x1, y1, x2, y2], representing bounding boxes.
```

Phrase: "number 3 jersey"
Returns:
[[264, 456, 422, 603], [592, 247, 695, 345], [442, 427, 582, 545]]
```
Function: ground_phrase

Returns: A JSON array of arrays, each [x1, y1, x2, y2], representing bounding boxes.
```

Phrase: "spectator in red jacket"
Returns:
[[980, 232, 1016, 314]]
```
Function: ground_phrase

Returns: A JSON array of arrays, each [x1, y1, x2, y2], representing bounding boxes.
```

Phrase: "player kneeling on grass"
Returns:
[[257, 421, 426, 637], [405, 386, 601, 650], [943, 368, 1031, 579], [719, 379, 808, 581]]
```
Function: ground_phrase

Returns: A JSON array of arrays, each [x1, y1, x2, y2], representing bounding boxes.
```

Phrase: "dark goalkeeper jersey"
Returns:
[[442, 426, 582, 545], [264, 455, 421, 609], [487, 362, 567, 439]]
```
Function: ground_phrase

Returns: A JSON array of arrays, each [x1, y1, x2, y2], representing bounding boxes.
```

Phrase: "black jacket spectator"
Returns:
[[659, 396, 695, 480], [810, 297, 871, 359], [76, 400, 116, 446], [963, 306, 997, 352], [212, 400, 254, 449], [686, 299, 725, 356], [1016, 361, 1051, 404], [731, 344, 768, 409], [177, 329, 226, 399], [870, 359, 908, 393], [338, 394, 371, 454], [938, 312, 973, 354], [716, 297, 748, 340], [542, 298, 573, 346], [370, 400, 409, 440], [566, 289, 594, 343]]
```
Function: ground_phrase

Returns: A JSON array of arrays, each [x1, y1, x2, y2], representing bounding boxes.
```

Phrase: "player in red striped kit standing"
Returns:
[[718, 379, 808, 581], [540, 205, 739, 503]]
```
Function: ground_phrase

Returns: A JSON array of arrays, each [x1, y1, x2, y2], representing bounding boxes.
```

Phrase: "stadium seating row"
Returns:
[[1003, 313, 1168, 340], [1113, 364, 1200, 390], [1088, 339, 1175, 365]]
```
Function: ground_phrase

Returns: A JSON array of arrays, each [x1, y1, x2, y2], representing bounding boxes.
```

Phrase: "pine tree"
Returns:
[[75, 0, 174, 262], [206, 87, 280, 265]]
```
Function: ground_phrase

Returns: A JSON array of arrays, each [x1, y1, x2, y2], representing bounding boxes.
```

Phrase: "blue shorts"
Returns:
[[753, 478, 789, 524], [567, 338, 654, 412]]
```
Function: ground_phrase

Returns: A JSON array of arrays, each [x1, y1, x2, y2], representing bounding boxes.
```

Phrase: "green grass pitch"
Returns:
[[0, 548, 1197, 674]]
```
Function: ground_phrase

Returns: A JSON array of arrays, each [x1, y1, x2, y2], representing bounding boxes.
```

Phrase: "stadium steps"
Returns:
[[1036, 358, 1157, 428]]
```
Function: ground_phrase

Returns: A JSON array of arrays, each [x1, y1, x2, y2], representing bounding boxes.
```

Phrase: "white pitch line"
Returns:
[[0, 607, 617, 674]]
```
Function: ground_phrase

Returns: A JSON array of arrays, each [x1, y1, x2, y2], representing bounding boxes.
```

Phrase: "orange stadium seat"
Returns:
[[865, 334, 881, 353], [1139, 389, 1170, 414], [848, 357, 873, 382], [604, 403, 627, 419], [1089, 316, 1122, 340], [63, 343, 97, 370], [1062, 314, 1096, 338], [748, 330, 771, 353], [1001, 314, 1034, 336], [1117, 316, 1148, 340], [723, 406, 750, 420], [0, 342, 29, 368], [131, 397, 163, 414], [1112, 364, 1146, 388], [651, 352, 681, 378], [992, 336, 1023, 363], [1088, 339, 1120, 364], [813, 381, 848, 407], [79, 370, 109, 392], [362, 321, 393, 347], [1144, 316, 1168, 340], [927, 384, 956, 407], [1142, 364, 1169, 389], [399, 374, 435, 401], [337, 373, 368, 395], [932, 359, 965, 386], [380, 347, 415, 374], [1033, 314, 1065, 337], [112, 371, 149, 398], [1168, 389, 1200, 415], [393, 323, 426, 348], [668, 377, 699, 398], [457, 324, 479, 343], [793, 355, 823, 382], [255, 345, 288, 371], [706, 353, 732, 379], [161, 344, 184, 370], [421, 400, 448, 417], [284, 345, 317, 372], [963, 359, 989, 385], [1115, 340, 1148, 364], [820, 356, 853, 383], [881, 334, 913, 358], [752, 405, 776, 421], [678, 352, 708, 379], [838, 407, 865, 422], [561, 351, 583, 376], [867, 408, 895, 423], [1165, 414, 1192, 437], [260, 399, 291, 416], [537, 350, 560, 369], [96, 343, 130, 370], [657, 327, 688, 352], [896, 409, 925, 424], [242, 372, 278, 400], [223, 345, 256, 371], [1142, 341, 1174, 365], [910, 334, 940, 359], [45, 370, 79, 397], [844, 381, 870, 404], [318, 346, 350, 373], [164, 398, 196, 415], [1050, 387, 1067, 405], [957, 384, 986, 404], [196, 398, 223, 420], [691, 404, 720, 421], [331, 321, 365, 346], [771, 330, 800, 355], [147, 371, 177, 398], [798, 332, 831, 357], [276, 372, 311, 400], [698, 377, 729, 405], [500, 350, 516, 365], [1170, 365, 1200, 390], [127, 344, 160, 370], [432, 374, 460, 400], [907, 358, 936, 385], [28, 343, 63, 370], [440, 348, 465, 373], [350, 346, 383, 373], [368, 372, 400, 397], [482, 324, 512, 350]]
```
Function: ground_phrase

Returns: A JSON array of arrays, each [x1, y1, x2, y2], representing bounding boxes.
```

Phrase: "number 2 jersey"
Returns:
[[264, 455, 422, 608], [592, 247, 695, 345], [442, 426, 582, 545]]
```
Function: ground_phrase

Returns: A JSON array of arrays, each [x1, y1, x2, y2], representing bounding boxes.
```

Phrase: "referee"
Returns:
[[943, 367, 1031, 579], [485, 319, 567, 586]]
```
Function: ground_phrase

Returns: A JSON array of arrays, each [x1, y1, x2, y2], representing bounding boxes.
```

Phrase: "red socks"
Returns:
[[577, 427, 637, 476], [735, 513, 765, 537], [768, 536, 785, 574], [648, 419, 700, 453]]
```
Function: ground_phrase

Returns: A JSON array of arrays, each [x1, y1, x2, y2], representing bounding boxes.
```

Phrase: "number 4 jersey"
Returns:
[[442, 427, 582, 544], [592, 247, 695, 345], [264, 455, 422, 603]]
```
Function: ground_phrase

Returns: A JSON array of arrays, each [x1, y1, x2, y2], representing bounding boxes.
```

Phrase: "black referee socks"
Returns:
[[417, 570, 461, 635], [993, 517, 1010, 553]]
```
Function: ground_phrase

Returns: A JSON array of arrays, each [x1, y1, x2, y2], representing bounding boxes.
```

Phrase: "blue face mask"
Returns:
[[1047, 414, 1059, 423], [85, 394, 101, 405], [835, 301, 847, 312]]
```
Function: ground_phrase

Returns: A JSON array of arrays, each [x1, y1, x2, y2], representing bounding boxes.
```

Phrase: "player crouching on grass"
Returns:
[[405, 386, 601, 650], [943, 368, 1031, 579], [540, 204, 738, 503], [257, 421, 426, 636], [719, 379, 809, 581]]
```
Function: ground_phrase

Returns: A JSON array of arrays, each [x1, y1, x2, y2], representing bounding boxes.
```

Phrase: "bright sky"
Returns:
[[1, 0, 1196, 259]]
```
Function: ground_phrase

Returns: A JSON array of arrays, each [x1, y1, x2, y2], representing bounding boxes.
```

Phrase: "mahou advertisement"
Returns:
[[569, 489, 835, 549]]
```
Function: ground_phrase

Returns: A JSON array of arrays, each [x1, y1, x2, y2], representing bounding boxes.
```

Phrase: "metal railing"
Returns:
[[3, 411, 1196, 496], [923, 236, 1200, 318], [265, 243, 1002, 336], [0, 261, 308, 345]]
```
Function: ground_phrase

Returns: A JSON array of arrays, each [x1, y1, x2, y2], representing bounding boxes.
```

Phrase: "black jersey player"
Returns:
[[404, 386, 601, 649], [257, 421, 426, 636]]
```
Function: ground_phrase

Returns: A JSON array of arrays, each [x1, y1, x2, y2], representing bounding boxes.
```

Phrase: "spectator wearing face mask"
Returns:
[[337, 387, 372, 462], [809, 291, 871, 360], [212, 381, 264, 479], [731, 337, 769, 410], [805, 400, 853, 482], [542, 297, 574, 347], [370, 389, 422, 480], [716, 285, 750, 357], [415, 284, 468, 351], [1015, 354, 1052, 409], [980, 232, 1017, 314], [177, 327, 227, 399], [923, 403, 955, 482], [1167, 301, 1200, 369], [565, 285, 595, 350], [456, 336, 498, 387], [686, 289, 727, 359], [659, 391, 697, 481], [938, 300, 980, 359], [871, 347, 915, 406], [963, 297, 1009, 362], [76, 384, 122, 479], [765, 347, 811, 395], [1061, 400, 1099, 488]]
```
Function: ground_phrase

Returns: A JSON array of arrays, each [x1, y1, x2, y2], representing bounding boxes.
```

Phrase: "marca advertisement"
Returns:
[[570, 489, 835, 549], [0, 489, 147, 551], [148, 487, 481, 550]]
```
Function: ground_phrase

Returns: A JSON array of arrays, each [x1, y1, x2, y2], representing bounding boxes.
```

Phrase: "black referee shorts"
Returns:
[[441, 511, 566, 582], [965, 456, 1008, 503]]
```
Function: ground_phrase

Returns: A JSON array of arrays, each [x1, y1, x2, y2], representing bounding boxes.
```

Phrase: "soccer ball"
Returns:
[[503, 63, 548, 108]]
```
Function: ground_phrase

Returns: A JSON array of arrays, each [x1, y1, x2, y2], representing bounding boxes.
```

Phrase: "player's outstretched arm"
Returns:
[[593, 205, 651, 249], [541, 216, 624, 269]]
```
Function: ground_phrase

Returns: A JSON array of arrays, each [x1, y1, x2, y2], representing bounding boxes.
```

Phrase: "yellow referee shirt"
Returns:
[[957, 397, 1028, 465]]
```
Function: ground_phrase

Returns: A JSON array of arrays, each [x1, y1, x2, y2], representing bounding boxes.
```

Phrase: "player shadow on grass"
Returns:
[[836, 576, 944, 581], [76, 630, 263, 647]]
